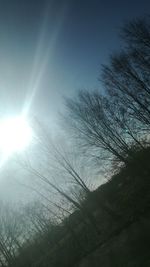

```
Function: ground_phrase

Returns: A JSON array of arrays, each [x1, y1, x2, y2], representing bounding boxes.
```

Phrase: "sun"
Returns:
[[0, 116, 33, 154]]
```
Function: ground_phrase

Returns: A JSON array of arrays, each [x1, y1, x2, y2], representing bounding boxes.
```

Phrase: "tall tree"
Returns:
[[65, 17, 150, 165]]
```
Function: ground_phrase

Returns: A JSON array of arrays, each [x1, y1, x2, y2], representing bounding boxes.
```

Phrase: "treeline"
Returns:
[[65, 16, 150, 164], [0, 16, 150, 267], [1, 147, 150, 267]]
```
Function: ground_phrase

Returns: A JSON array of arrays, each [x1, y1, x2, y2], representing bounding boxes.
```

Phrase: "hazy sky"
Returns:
[[0, 0, 149, 202]]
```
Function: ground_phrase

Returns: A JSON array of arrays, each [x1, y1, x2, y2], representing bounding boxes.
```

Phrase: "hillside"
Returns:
[[9, 147, 150, 267]]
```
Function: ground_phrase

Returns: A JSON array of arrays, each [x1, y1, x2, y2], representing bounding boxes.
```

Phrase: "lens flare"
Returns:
[[0, 116, 33, 155]]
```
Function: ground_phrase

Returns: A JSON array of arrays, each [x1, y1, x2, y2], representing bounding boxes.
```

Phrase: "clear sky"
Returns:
[[0, 0, 149, 202], [0, 0, 149, 127]]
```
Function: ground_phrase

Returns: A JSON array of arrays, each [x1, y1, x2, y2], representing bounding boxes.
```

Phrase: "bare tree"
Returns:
[[102, 17, 150, 130], [0, 202, 26, 266], [65, 90, 132, 163], [64, 17, 150, 168]]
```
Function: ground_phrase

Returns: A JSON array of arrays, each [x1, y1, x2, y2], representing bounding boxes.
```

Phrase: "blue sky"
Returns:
[[0, 0, 149, 129], [0, 0, 149, 202]]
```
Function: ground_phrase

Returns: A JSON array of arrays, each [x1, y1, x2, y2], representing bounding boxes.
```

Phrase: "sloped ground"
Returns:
[[76, 211, 150, 267], [11, 147, 150, 267]]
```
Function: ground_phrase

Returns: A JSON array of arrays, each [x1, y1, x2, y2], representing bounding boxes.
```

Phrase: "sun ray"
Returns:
[[22, 3, 68, 117]]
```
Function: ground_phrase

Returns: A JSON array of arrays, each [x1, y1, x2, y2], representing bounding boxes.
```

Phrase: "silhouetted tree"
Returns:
[[65, 90, 131, 163], [65, 17, 150, 165], [0, 203, 26, 266], [102, 17, 150, 129]]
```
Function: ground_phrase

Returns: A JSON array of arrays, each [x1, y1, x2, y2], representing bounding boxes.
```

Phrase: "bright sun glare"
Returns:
[[0, 116, 33, 154]]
